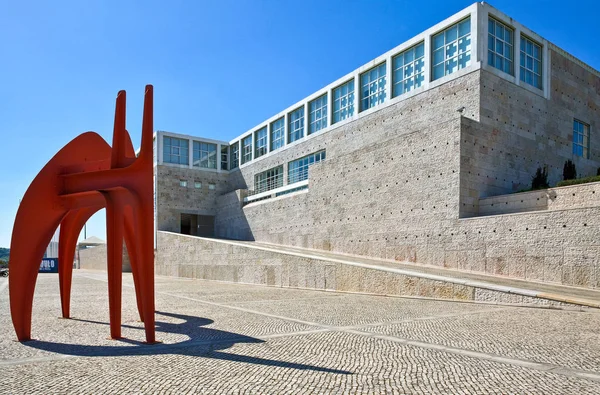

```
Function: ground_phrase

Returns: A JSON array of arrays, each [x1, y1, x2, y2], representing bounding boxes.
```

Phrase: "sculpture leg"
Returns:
[[58, 207, 99, 319], [132, 198, 156, 343], [124, 206, 144, 322], [103, 192, 124, 340]]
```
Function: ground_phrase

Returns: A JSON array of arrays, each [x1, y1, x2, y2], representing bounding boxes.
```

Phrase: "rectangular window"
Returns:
[[288, 107, 304, 143], [254, 127, 268, 158], [333, 80, 355, 124], [270, 117, 285, 152], [163, 136, 189, 165], [230, 142, 239, 169], [392, 42, 425, 98], [221, 146, 229, 171], [309, 94, 328, 135], [193, 141, 217, 169], [254, 166, 284, 194], [488, 18, 514, 75], [179, 180, 187, 187], [288, 150, 326, 184], [432, 17, 471, 81], [241, 135, 253, 164], [208, 183, 216, 190], [573, 120, 590, 159], [360, 63, 386, 112], [194, 181, 202, 189], [520, 35, 542, 89]]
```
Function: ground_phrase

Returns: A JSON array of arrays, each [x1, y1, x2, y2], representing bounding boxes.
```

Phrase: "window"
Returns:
[[163, 136, 189, 165], [288, 107, 304, 143], [288, 150, 326, 184], [488, 18, 514, 75], [254, 166, 283, 194], [221, 146, 229, 170], [520, 35, 542, 89], [208, 183, 216, 190], [193, 141, 217, 169], [179, 180, 187, 187], [573, 120, 590, 158], [194, 181, 202, 189], [309, 94, 328, 135], [270, 117, 285, 151], [333, 80, 355, 124], [230, 142, 239, 169], [360, 63, 386, 112], [241, 135, 253, 164], [392, 42, 425, 98], [432, 17, 471, 81], [254, 127, 268, 158]]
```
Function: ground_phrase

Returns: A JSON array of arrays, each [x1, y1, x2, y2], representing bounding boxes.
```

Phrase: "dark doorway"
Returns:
[[180, 214, 214, 237]]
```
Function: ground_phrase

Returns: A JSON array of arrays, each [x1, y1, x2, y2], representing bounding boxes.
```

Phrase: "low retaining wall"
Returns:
[[79, 245, 131, 272], [478, 181, 600, 216], [155, 231, 572, 307]]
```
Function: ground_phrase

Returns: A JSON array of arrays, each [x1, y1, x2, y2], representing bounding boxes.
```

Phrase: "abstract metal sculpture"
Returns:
[[9, 85, 156, 343]]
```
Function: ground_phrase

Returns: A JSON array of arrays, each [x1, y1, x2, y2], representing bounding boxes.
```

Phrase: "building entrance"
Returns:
[[180, 214, 215, 237]]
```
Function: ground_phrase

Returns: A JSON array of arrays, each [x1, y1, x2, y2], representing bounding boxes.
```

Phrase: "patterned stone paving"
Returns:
[[1, 271, 599, 394]]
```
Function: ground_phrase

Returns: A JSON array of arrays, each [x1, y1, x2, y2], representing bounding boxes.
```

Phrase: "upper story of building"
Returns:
[[154, 2, 599, 178]]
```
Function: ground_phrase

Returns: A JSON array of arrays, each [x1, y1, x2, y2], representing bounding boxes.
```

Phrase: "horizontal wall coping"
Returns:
[[158, 231, 600, 309], [245, 180, 309, 203], [479, 181, 600, 203]]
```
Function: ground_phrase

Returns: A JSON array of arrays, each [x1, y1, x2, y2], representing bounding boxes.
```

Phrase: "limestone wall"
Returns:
[[155, 166, 230, 233], [462, 50, 600, 209], [78, 245, 131, 272], [478, 181, 600, 216]]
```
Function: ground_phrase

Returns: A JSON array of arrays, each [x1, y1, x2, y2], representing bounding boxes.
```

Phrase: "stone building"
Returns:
[[153, 2, 600, 291]]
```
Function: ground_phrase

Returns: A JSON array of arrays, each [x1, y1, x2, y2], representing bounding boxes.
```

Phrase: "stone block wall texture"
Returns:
[[463, 50, 600, 209], [154, 52, 600, 290], [155, 166, 230, 233], [79, 245, 131, 272], [478, 181, 600, 216], [155, 231, 574, 307]]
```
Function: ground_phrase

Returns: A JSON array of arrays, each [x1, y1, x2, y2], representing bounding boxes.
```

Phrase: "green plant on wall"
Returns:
[[531, 167, 549, 190], [563, 160, 577, 180]]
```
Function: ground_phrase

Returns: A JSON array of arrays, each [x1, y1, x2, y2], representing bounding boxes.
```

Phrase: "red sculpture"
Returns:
[[9, 85, 156, 343]]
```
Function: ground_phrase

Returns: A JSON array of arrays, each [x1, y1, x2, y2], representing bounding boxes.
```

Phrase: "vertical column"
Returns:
[[423, 34, 431, 90], [157, 133, 163, 164], [217, 143, 222, 171], [284, 112, 289, 145], [542, 40, 550, 99], [385, 57, 392, 103], [303, 102, 309, 139], [267, 123, 272, 153], [471, 7, 480, 65], [327, 88, 333, 127], [353, 72, 360, 115], [514, 27, 522, 87], [188, 138, 193, 168]]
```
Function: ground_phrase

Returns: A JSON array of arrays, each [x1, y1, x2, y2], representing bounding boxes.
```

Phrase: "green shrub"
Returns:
[[531, 167, 549, 190], [563, 160, 577, 180], [556, 175, 600, 187]]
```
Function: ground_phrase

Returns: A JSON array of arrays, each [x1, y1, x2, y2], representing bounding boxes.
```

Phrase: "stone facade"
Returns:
[[79, 245, 131, 272], [153, 3, 600, 290]]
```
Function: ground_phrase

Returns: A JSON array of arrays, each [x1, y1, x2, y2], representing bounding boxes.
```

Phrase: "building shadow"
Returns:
[[24, 311, 351, 375]]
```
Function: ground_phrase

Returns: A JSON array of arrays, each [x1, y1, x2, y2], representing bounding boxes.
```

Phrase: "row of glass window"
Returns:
[[488, 17, 543, 90], [230, 18, 473, 169], [253, 150, 327, 195], [178, 180, 216, 190], [164, 137, 229, 170], [573, 120, 591, 159]]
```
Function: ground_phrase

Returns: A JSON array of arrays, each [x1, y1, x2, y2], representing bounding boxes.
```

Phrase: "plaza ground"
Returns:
[[1, 270, 599, 394]]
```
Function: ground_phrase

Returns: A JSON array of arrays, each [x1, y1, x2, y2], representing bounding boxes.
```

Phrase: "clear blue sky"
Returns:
[[1, 0, 599, 248]]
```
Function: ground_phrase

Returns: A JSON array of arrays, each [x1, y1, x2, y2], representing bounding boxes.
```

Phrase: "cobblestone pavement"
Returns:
[[1, 271, 600, 394]]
